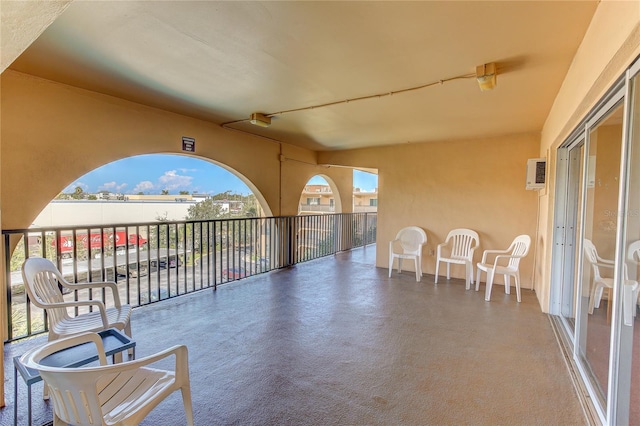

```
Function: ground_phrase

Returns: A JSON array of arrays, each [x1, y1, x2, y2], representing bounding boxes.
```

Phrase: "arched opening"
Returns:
[[6, 154, 279, 340], [298, 175, 341, 215], [352, 169, 378, 213], [34, 153, 272, 228]]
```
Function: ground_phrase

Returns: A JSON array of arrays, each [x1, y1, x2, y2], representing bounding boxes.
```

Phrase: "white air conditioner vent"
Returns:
[[526, 158, 546, 190]]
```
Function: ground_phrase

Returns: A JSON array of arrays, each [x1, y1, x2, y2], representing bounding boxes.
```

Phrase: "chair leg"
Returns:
[[594, 286, 604, 309], [504, 275, 511, 295], [475, 269, 482, 291], [446, 263, 451, 280], [435, 260, 440, 283], [414, 257, 420, 282], [465, 262, 471, 290], [181, 386, 195, 426], [624, 284, 634, 326], [588, 283, 599, 314], [125, 322, 134, 357], [484, 269, 495, 301], [515, 273, 521, 303], [389, 255, 393, 278], [398, 258, 403, 273]]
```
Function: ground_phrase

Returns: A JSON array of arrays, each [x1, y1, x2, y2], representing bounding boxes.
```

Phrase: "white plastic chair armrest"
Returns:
[[480, 249, 510, 264], [43, 300, 110, 328], [97, 345, 189, 383], [595, 255, 614, 265], [594, 261, 614, 269], [61, 281, 123, 307], [436, 242, 448, 257], [468, 247, 477, 261], [492, 254, 521, 269]]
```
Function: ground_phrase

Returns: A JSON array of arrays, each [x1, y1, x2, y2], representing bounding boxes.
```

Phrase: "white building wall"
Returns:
[[32, 200, 195, 227]]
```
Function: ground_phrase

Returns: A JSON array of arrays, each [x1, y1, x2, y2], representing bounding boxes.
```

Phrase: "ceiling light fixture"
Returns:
[[476, 62, 497, 91], [249, 113, 271, 127]]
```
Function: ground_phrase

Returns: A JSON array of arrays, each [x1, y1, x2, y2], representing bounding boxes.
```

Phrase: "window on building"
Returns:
[[370, 199, 378, 207]]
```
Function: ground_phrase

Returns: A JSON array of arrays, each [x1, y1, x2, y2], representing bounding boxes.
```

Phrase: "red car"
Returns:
[[222, 267, 246, 280]]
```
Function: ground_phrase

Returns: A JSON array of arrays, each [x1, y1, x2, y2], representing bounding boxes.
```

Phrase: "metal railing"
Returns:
[[3, 212, 377, 342], [298, 204, 335, 213]]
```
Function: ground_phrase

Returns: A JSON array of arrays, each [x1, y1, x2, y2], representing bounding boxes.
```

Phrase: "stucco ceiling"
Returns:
[[8, 1, 598, 151]]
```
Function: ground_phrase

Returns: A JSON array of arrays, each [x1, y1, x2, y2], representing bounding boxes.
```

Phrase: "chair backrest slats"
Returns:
[[583, 239, 605, 281], [508, 235, 531, 269], [445, 229, 479, 260], [22, 257, 75, 330]]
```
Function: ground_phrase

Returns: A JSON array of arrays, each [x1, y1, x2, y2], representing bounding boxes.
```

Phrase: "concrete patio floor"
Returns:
[[3, 245, 586, 425]]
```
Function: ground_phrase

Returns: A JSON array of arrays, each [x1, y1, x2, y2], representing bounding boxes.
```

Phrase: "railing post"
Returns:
[[362, 212, 369, 247], [4, 233, 12, 342], [287, 216, 295, 266]]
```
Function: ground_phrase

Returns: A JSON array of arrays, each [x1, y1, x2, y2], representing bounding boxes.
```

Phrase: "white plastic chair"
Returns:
[[435, 228, 479, 290], [389, 226, 427, 282], [583, 239, 615, 317], [22, 257, 132, 342], [21, 332, 194, 426], [476, 235, 531, 302], [583, 239, 639, 325], [625, 240, 640, 325], [583, 238, 640, 326]]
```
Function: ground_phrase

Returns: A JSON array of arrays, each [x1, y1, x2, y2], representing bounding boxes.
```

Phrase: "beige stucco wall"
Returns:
[[0, 70, 353, 231], [538, 1, 640, 312], [319, 133, 540, 289], [0, 0, 73, 73]]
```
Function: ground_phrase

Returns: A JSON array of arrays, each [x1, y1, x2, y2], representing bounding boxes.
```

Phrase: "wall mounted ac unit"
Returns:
[[526, 158, 546, 190]]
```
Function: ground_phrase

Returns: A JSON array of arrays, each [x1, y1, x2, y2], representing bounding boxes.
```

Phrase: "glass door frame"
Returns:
[[550, 134, 583, 334], [551, 77, 628, 424], [607, 61, 640, 426]]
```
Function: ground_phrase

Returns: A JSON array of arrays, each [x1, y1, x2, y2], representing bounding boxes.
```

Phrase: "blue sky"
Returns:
[[64, 154, 378, 195]]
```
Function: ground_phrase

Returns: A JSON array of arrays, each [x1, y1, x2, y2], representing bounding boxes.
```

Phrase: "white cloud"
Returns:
[[178, 168, 198, 173], [132, 181, 155, 194], [99, 181, 128, 192], [158, 170, 193, 191]]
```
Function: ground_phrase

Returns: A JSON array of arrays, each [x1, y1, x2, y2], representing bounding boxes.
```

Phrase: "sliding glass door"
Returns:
[[575, 101, 624, 412], [553, 60, 640, 424], [617, 67, 640, 426]]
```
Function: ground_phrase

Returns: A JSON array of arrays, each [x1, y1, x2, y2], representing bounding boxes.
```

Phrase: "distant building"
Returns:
[[298, 185, 378, 214]]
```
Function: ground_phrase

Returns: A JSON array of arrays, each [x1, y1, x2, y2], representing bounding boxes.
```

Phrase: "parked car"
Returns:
[[222, 267, 246, 280], [116, 262, 148, 278], [150, 255, 183, 270]]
